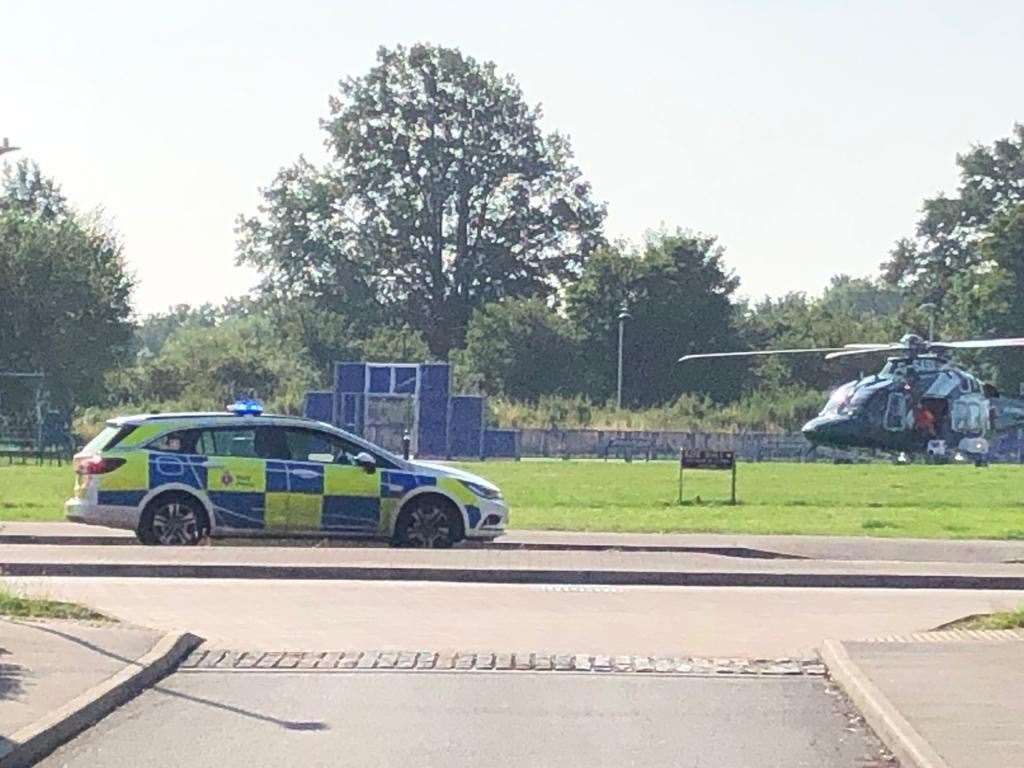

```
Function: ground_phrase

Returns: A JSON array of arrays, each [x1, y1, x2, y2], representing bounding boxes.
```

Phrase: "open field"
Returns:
[[2, 460, 1023, 539]]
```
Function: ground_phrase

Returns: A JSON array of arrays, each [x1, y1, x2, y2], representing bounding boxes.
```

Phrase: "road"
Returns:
[[15, 577, 1023, 657], [39, 670, 892, 768]]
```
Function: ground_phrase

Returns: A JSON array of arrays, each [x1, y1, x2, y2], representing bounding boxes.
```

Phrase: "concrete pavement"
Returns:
[[38, 671, 893, 768], [4, 542, 1024, 590], [0, 618, 161, 748], [5, 521, 1024, 563], [830, 633, 1024, 768], [11, 577, 1024, 657]]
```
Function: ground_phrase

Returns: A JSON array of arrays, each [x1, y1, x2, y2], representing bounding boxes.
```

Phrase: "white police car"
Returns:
[[65, 401, 508, 547]]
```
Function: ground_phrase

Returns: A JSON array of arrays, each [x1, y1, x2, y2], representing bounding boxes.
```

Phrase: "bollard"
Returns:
[[402, 431, 411, 460]]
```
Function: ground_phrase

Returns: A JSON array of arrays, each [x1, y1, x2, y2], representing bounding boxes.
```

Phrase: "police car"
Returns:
[[65, 401, 508, 547]]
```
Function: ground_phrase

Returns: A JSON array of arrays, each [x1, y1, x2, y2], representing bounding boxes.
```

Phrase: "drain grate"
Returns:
[[180, 649, 826, 676]]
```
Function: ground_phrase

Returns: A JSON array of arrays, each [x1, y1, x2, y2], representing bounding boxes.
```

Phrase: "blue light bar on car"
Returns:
[[227, 398, 264, 416]]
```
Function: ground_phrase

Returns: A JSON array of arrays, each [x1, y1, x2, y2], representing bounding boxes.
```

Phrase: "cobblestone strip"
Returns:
[[181, 650, 829, 676]]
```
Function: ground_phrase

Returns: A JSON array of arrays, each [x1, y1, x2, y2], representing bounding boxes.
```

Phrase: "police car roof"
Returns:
[[110, 412, 309, 426]]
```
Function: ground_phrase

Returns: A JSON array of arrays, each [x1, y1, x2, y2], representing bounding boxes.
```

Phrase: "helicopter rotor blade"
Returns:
[[823, 346, 901, 360], [929, 338, 1024, 351], [679, 347, 846, 363]]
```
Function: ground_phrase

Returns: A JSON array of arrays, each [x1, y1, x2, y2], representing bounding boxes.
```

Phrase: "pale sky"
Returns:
[[5, 0, 1023, 316]]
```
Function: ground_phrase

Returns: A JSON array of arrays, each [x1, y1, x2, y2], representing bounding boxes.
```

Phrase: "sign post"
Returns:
[[678, 449, 737, 505]]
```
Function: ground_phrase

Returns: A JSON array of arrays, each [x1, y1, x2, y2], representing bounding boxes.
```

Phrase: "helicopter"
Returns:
[[680, 334, 1024, 462]]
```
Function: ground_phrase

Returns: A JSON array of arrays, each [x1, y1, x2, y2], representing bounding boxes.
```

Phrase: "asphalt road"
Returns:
[[16, 577, 1024, 657], [39, 671, 892, 768]]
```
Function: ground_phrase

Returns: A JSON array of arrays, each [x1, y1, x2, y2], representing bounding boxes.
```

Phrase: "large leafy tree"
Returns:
[[882, 125, 1024, 388], [883, 124, 1024, 304], [239, 44, 606, 355], [0, 160, 134, 411], [567, 231, 745, 406], [454, 298, 579, 400]]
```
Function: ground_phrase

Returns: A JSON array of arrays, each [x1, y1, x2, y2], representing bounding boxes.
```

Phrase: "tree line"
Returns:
[[2, 44, 1022, 434]]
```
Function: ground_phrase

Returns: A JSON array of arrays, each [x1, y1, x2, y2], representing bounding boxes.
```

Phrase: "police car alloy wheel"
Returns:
[[139, 495, 206, 546], [396, 497, 458, 548]]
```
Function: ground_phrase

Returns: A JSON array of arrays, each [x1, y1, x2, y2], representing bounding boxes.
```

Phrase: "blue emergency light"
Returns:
[[227, 398, 264, 416]]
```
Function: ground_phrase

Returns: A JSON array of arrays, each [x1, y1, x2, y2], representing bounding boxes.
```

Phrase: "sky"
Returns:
[[5, 0, 1023, 316]]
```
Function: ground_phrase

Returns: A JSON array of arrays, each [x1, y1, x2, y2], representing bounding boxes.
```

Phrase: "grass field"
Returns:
[[2, 460, 1023, 539]]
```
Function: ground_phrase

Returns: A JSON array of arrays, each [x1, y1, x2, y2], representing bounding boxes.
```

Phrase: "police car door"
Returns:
[[283, 427, 380, 534], [200, 426, 279, 532]]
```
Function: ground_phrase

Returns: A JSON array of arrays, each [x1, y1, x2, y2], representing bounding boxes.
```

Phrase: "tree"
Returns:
[[108, 315, 319, 413], [738, 276, 906, 391], [0, 161, 134, 410], [567, 231, 745, 406], [883, 124, 1024, 304], [454, 298, 578, 400], [238, 44, 606, 356]]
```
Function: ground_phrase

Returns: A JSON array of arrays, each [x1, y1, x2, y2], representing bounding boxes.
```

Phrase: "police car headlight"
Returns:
[[460, 480, 502, 500]]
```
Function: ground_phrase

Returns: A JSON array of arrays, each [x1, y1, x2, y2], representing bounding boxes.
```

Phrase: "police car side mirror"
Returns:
[[354, 451, 377, 473]]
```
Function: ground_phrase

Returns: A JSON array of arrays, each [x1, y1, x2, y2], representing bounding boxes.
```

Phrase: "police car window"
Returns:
[[201, 427, 259, 458], [149, 429, 202, 454], [284, 428, 359, 464]]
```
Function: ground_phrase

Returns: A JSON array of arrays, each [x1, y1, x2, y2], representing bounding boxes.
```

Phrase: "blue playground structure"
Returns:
[[303, 361, 518, 460]]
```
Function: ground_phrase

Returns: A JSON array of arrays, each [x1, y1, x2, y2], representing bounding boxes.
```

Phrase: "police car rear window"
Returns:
[[82, 424, 137, 454]]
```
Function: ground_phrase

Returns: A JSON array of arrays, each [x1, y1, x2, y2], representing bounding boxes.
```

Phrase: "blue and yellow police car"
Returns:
[[65, 401, 508, 547]]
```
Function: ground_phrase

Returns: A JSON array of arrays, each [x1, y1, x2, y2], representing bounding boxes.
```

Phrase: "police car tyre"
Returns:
[[393, 495, 463, 548], [137, 492, 209, 546]]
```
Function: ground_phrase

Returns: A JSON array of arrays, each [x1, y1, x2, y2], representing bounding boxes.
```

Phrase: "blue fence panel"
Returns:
[[483, 429, 518, 459], [448, 396, 484, 458], [303, 391, 333, 423]]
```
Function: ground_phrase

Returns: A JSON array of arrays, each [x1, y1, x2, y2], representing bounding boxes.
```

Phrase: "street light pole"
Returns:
[[617, 305, 631, 409]]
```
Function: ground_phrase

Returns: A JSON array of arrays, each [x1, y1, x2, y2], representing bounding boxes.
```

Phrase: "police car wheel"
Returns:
[[394, 497, 460, 549], [138, 494, 208, 546]]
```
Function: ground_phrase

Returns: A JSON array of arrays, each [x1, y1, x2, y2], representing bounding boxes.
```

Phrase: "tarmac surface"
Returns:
[[37, 670, 893, 768]]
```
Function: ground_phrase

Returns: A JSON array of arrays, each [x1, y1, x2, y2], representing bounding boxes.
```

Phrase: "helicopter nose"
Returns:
[[802, 415, 852, 447]]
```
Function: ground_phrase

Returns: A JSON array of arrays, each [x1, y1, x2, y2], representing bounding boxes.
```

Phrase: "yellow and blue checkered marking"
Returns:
[[96, 451, 464, 534]]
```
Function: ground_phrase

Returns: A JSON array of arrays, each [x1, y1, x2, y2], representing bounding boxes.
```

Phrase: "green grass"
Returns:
[[943, 606, 1024, 630], [0, 463, 72, 522], [451, 459, 1024, 539], [4, 459, 1024, 539], [0, 582, 111, 621]]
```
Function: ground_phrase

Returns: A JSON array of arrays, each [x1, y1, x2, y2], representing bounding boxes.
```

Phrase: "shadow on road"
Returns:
[[0, 646, 25, 701], [151, 684, 329, 732], [7, 621, 327, 733]]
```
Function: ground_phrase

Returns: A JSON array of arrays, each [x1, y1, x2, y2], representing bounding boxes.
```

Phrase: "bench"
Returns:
[[603, 437, 654, 462]]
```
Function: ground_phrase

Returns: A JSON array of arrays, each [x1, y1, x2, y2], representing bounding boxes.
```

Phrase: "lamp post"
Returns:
[[617, 304, 631, 409], [919, 302, 937, 342]]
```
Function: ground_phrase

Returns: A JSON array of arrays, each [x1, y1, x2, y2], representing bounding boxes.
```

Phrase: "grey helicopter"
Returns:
[[680, 334, 1024, 462]]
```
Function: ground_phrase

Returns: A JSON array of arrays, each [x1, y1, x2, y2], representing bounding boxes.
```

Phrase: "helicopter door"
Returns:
[[883, 391, 911, 431]]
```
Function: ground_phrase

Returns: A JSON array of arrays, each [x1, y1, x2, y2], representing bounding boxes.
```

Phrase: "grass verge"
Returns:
[[0, 582, 112, 621], [941, 606, 1024, 630]]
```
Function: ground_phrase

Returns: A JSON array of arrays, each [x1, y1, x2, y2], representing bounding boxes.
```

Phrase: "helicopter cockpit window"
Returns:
[[883, 391, 911, 431], [821, 382, 856, 416], [925, 371, 960, 399]]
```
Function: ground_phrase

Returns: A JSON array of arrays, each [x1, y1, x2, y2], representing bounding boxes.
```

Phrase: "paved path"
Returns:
[[4, 543, 1024, 591], [5, 522, 1024, 563], [12, 577, 1024, 658], [842, 634, 1024, 768], [0, 618, 160, 746], [38, 670, 892, 768]]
